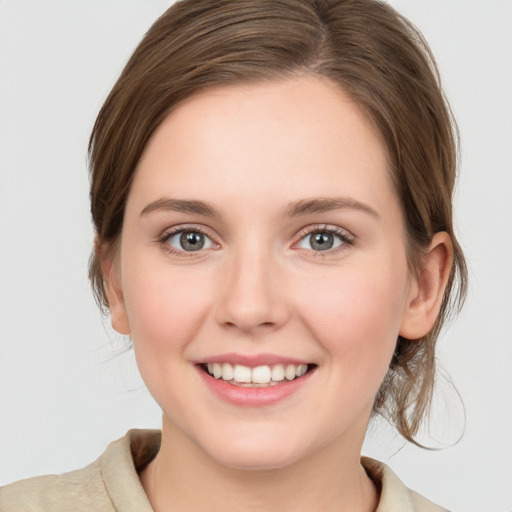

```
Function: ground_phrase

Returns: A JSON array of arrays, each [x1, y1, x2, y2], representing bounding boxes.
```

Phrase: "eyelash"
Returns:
[[295, 224, 355, 256], [158, 225, 214, 258], [158, 224, 355, 258]]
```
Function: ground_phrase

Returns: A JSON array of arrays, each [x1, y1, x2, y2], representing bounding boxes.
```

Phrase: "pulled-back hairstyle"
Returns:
[[88, 0, 467, 445]]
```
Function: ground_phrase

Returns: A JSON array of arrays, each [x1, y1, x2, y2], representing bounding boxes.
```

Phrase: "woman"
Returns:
[[1, 0, 468, 510]]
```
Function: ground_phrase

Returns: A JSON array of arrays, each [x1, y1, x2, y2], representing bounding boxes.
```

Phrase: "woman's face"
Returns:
[[110, 75, 419, 469]]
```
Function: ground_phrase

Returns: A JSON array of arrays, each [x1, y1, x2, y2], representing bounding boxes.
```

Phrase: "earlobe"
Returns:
[[96, 237, 131, 335], [399, 232, 453, 340]]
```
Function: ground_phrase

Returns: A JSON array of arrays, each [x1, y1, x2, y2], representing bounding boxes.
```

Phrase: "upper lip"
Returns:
[[194, 353, 311, 367]]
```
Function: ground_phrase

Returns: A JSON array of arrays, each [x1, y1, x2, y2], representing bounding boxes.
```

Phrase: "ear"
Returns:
[[399, 232, 453, 340], [96, 237, 131, 335]]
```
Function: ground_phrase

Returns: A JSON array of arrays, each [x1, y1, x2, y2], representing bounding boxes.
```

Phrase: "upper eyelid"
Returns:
[[295, 224, 354, 240], [158, 224, 219, 251], [159, 222, 352, 234], [158, 223, 354, 248], [160, 223, 215, 238]]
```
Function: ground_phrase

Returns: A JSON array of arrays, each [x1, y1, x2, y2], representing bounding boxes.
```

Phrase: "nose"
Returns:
[[214, 245, 290, 334]]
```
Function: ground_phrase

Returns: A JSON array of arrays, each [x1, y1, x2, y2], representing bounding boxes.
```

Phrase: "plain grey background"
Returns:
[[1, 1, 511, 511]]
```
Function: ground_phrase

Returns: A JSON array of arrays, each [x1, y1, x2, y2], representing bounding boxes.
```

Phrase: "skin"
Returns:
[[102, 75, 452, 512]]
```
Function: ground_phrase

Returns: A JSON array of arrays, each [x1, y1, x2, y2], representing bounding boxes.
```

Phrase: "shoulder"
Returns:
[[361, 457, 450, 512], [0, 459, 109, 512], [0, 430, 159, 512]]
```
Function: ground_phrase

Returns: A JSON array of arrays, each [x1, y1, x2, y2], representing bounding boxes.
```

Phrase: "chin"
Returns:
[[198, 427, 310, 471], [210, 446, 301, 471]]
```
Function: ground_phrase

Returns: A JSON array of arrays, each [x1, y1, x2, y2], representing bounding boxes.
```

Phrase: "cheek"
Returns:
[[122, 259, 213, 356], [297, 259, 409, 371]]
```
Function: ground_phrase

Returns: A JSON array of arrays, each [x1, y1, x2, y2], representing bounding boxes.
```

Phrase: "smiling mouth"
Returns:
[[202, 362, 315, 387]]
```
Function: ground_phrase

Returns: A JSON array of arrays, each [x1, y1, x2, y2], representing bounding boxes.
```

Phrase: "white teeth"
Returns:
[[252, 365, 272, 384], [212, 363, 222, 379], [205, 362, 310, 385], [233, 364, 252, 383], [271, 364, 285, 382], [222, 363, 234, 381], [285, 364, 296, 381], [296, 364, 307, 377]]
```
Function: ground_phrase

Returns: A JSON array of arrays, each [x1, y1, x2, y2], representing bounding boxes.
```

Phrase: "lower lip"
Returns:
[[197, 366, 314, 407]]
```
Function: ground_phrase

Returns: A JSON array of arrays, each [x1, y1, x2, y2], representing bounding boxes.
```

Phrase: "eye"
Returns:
[[296, 228, 350, 252], [164, 230, 215, 252]]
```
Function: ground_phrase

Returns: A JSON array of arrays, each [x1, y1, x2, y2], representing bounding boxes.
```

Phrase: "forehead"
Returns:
[[129, 75, 397, 220]]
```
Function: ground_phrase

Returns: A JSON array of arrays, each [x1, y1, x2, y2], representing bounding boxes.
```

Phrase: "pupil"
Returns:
[[311, 232, 333, 251], [180, 232, 204, 251]]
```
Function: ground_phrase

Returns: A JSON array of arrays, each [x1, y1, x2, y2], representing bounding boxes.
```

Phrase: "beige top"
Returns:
[[0, 430, 448, 511]]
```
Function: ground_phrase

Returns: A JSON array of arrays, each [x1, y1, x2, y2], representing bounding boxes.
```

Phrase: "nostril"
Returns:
[[222, 320, 276, 332]]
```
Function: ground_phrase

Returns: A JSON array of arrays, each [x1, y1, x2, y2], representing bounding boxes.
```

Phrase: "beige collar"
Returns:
[[101, 429, 447, 512]]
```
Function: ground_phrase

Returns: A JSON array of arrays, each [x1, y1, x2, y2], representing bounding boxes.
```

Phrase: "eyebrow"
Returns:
[[140, 196, 379, 219], [283, 197, 379, 219], [140, 198, 221, 218]]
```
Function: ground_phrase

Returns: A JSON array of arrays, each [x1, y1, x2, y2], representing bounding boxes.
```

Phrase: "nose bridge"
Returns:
[[215, 234, 288, 333]]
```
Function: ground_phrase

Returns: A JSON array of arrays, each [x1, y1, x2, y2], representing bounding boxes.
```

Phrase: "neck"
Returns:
[[140, 419, 378, 512]]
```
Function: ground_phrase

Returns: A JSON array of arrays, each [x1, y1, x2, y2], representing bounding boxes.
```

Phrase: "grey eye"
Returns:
[[167, 231, 213, 252], [298, 231, 343, 251]]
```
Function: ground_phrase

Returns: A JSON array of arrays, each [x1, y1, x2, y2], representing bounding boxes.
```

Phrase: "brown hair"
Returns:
[[88, 0, 467, 444]]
